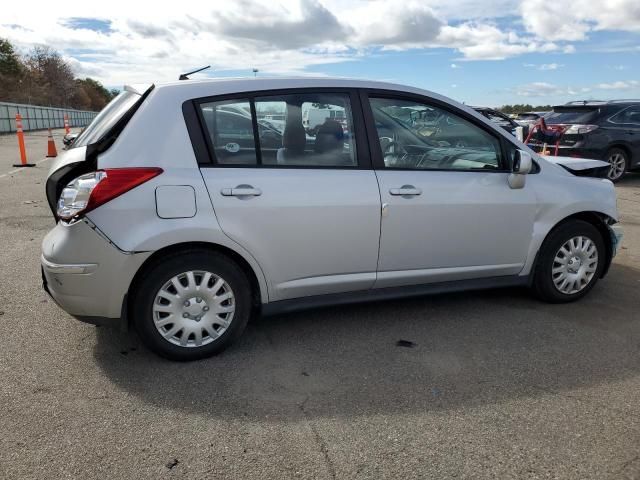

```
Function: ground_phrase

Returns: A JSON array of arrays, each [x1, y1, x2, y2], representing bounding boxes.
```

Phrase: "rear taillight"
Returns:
[[564, 124, 599, 134], [57, 167, 162, 221]]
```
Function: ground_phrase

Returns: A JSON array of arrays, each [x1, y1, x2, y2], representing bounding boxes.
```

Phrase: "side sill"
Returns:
[[262, 275, 529, 316], [73, 315, 122, 327]]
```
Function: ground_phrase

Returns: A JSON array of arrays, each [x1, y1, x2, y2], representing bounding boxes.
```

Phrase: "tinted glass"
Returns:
[[72, 90, 140, 148], [199, 100, 258, 165], [516, 113, 540, 120], [546, 108, 599, 124], [254, 93, 356, 167], [369, 98, 501, 170], [610, 106, 640, 125]]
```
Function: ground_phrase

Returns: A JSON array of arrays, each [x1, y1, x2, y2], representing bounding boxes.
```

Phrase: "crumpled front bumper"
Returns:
[[608, 223, 624, 258]]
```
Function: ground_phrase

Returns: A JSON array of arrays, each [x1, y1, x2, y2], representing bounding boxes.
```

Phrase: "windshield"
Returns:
[[546, 107, 599, 124], [72, 91, 141, 148], [516, 113, 539, 120]]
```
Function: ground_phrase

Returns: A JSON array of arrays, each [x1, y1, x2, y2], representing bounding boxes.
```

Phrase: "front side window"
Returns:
[[254, 93, 356, 167], [369, 97, 502, 170]]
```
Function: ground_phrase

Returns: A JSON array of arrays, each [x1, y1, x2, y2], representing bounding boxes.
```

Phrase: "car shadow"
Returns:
[[617, 171, 640, 186], [93, 262, 640, 421]]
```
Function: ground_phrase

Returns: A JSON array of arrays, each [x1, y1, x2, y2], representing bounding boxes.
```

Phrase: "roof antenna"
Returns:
[[179, 65, 211, 81]]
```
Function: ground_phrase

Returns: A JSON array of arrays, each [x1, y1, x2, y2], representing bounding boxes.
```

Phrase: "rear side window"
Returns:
[[609, 106, 640, 125], [196, 92, 357, 167], [199, 100, 258, 165], [254, 93, 356, 167], [72, 91, 141, 148]]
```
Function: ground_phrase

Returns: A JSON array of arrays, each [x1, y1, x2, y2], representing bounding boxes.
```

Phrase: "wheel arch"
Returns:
[[607, 143, 632, 162], [125, 241, 265, 327], [530, 211, 616, 284]]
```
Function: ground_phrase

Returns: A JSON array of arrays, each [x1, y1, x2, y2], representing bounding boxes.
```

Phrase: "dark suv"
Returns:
[[535, 100, 640, 182]]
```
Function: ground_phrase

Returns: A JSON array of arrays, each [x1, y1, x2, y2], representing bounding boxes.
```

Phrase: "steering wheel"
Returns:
[[381, 138, 406, 157]]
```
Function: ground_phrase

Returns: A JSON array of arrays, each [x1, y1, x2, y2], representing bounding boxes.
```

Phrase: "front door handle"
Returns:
[[221, 185, 262, 197], [389, 185, 422, 196]]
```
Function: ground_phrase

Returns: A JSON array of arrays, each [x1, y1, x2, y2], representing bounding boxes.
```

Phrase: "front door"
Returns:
[[364, 94, 538, 288]]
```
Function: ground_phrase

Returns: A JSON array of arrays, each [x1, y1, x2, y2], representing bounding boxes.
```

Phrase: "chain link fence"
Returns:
[[0, 102, 98, 133]]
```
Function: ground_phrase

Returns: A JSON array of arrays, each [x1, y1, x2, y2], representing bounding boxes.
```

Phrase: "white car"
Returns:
[[42, 78, 623, 360]]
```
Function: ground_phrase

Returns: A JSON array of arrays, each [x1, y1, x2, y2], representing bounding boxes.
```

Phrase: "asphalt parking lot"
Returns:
[[0, 130, 639, 479]]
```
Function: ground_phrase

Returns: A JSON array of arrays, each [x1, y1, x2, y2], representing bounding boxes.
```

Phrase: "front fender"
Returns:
[[520, 172, 618, 276]]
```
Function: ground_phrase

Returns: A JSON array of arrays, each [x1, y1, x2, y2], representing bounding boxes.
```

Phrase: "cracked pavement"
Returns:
[[1, 131, 640, 479]]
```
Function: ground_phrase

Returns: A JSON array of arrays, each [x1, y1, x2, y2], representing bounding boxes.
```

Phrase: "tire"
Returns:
[[605, 147, 628, 183], [532, 220, 606, 303], [132, 250, 252, 361]]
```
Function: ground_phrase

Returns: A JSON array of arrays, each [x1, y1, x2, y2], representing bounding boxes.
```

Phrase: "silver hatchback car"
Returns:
[[42, 78, 623, 361]]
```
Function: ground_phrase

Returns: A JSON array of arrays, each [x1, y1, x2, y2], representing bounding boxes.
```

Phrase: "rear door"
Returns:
[[190, 90, 381, 302]]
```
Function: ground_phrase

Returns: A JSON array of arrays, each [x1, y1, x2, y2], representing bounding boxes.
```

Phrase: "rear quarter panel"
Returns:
[[85, 89, 270, 302]]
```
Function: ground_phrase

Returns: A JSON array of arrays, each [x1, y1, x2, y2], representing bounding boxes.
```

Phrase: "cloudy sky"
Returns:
[[2, 0, 639, 106]]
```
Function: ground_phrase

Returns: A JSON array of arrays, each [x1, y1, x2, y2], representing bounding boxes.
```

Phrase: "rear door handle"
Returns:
[[389, 185, 422, 196], [221, 185, 262, 197]]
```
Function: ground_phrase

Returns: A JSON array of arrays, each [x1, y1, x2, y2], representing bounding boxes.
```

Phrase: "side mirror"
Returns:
[[513, 149, 532, 174], [508, 149, 532, 189]]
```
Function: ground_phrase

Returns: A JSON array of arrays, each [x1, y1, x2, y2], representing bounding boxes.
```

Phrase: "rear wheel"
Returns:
[[606, 147, 628, 182], [533, 220, 605, 303], [132, 250, 251, 361]]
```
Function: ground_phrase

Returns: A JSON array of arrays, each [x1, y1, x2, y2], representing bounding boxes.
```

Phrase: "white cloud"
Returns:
[[516, 79, 640, 98], [350, 2, 442, 47], [0, 0, 633, 87], [595, 80, 640, 90], [516, 82, 584, 97], [522, 0, 640, 41], [524, 63, 563, 70]]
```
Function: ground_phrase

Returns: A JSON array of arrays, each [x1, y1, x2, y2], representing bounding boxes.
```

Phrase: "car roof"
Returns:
[[149, 76, 448, 101], [561, 100, 640, 107]]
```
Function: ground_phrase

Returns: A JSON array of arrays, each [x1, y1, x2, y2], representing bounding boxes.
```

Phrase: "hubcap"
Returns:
[[607, 153, 626, 180], [152, 270, 235, 348], [552, 236, 598, 295]]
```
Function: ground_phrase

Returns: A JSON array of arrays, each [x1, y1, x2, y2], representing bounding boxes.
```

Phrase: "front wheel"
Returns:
[[533, 221, 606, 303], [132, 250, 252, 361]]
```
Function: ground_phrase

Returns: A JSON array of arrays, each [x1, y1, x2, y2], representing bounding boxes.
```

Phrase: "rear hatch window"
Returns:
[[71, 89, 144, 149], [546, 107, 599, 124]]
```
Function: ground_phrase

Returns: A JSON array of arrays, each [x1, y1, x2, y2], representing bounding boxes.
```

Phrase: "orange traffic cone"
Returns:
[[46, 129, 57, 158]]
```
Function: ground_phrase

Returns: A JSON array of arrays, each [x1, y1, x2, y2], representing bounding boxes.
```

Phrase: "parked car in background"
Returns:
[[42, 78, 622, 360], [472, 107, 527, 138], [529, 100, 640, 182], [62, 132, 79, 149], [513, 111, 549, 127]]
